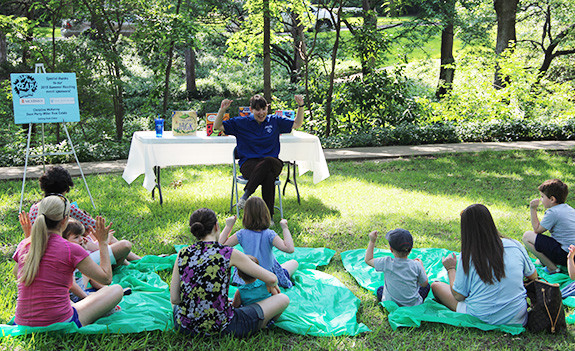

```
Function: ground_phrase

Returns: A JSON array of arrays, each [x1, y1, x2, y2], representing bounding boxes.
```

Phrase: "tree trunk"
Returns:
[[162, 0, 183, 115], [51, 14, 57, 70], [162, 44, 174, 116], [493, 0, 519, 89], [291, 15, 306, 84], [325, 6, 342, 137], [110, 53, 124, 140], [22, 5, 35, 67], [184, 47, 198, 99], [436, 23, 455, 99], [361, 0, 377, 76], [263, 0, 271, 103], [0, 31, 6, 65]]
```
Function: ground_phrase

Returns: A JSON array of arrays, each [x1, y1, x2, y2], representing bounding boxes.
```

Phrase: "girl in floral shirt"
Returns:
[[170, 208, 289, 337]]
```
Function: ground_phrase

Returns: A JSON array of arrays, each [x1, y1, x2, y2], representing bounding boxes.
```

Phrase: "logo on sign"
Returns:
[[13, 75, 38, 98]]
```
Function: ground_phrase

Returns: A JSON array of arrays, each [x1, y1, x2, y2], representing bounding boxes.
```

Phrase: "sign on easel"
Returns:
[[12, 65, 95, 213], [11, 73, 80, 124]]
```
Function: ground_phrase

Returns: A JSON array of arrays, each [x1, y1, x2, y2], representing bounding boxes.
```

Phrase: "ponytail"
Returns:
[[19, 215, 49, 286], [18, 195, 69, 286]]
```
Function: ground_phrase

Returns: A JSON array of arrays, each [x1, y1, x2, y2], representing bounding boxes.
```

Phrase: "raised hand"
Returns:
[[294, 94, 304, 106], [19, 212, 32, 238], [368, 230, 378, 242], [94, 216, 112, 244], [225, 215, 237, 228], [220, 99, 233, 111], [442, 253, 457, 271], [568, 245, 575, 260]]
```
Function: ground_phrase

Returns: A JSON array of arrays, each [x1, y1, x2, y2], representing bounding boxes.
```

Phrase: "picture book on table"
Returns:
[[275, 110, 295, 120], [172, 111, 197, 136], [206, 113, 229, 136], [239, 106, 251, 117]]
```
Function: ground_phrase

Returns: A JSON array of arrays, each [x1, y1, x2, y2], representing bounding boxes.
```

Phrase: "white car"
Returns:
[[281, 5, 338, 32], [61, 19, 136, 37]]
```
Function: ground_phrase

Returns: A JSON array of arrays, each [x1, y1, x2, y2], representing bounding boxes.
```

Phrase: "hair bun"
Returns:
[[190, 221, 205, 235]]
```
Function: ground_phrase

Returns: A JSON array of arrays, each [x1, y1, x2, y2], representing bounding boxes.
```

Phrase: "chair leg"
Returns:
[[276, 181, 283, 218], [292, 163, 300, 205], [230, 176, 235, 214], [235, 180, 240, 218]]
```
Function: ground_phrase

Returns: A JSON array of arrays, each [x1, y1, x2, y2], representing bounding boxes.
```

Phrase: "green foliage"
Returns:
[[422, 52, 575, 123], [331, 67, 424, 133], [320, 117, 575, 148]]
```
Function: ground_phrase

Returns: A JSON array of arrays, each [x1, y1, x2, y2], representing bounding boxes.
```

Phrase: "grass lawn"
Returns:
[[35, 26, 62, 38], [1, 149, 575, 350]]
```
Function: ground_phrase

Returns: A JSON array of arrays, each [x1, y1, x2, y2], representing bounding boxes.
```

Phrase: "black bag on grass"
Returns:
[[524, 279, 566, 333]]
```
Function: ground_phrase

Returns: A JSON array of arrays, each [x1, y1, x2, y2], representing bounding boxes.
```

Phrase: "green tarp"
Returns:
[[341, 248, 569, 335], [2, 247, 369, 337], [175, 245, 370, 336], [1, 255, 177, 337]]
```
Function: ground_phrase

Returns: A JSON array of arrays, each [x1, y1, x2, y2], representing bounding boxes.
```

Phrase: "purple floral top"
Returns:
[[174, 241, 234, 335]]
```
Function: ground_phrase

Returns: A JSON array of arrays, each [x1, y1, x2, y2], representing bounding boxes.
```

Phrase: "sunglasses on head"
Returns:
[[45, 193, 69, 220]]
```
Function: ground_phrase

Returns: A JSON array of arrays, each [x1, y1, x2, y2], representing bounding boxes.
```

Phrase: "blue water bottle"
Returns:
[[155, 116, 164, 138]]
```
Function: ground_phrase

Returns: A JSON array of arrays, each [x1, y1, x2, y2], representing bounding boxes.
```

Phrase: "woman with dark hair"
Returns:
[[213, 94, 305, 218], [432, 204, 538, 325], [170, 208, 289, 337]]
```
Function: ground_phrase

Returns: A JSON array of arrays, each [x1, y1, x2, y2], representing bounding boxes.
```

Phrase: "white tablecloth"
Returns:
[[122, 130, 330, 192]]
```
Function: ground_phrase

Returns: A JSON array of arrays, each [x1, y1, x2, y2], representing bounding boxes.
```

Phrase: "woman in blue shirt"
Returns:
[[214, 94, 304, 217], [432, 204, 538, 325]]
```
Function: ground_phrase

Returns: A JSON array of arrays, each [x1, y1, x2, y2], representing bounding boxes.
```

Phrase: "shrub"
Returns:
[[320, 118, 575, 149]]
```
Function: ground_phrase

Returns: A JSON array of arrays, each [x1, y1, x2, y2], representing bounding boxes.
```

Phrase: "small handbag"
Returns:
[[524, 279, 566, 333]]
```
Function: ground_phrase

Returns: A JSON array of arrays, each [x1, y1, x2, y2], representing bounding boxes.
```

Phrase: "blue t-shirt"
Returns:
[[373, 256, 428, 306], [236, 228, 278, 272], [237, 279, 271, 306], [452, 238, 536, 325], [540, 203, 575, 251], [223, 114, 293, 166], [232, 228, 293, 288]]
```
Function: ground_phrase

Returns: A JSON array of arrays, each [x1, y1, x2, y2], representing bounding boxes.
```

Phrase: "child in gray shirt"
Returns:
[[365, 228, 429, 306]]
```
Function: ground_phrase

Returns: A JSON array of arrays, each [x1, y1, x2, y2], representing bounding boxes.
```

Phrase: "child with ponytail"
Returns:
[[13, 195, 123, 327]]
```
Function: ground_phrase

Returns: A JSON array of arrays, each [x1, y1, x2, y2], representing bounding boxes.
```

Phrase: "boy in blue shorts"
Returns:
[[365, 228, 430, 306], [523, 179, 575, 274]]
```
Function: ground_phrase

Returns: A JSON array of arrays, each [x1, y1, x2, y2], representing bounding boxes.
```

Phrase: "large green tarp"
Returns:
[[175, 245, 370, 336], [1, 255, 177, 337], [2, 247, 369, 337], [341, 248, 553, 335]]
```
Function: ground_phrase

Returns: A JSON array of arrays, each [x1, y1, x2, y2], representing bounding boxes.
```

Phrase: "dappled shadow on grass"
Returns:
[[311, 211, 462, 257], [328, 149, 575, 211]]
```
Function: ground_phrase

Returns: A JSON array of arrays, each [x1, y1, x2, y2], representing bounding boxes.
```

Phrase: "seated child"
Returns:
[[219, 197, 298, 288], [365, 228, 430, 307], [232, 255, 273, 307], [63, 219, 105, 302], [63, 219, 131, 310], [523, 179, 575, 274]]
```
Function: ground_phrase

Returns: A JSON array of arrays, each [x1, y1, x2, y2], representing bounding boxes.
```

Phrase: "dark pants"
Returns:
[[240, 157, 283, 216]]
